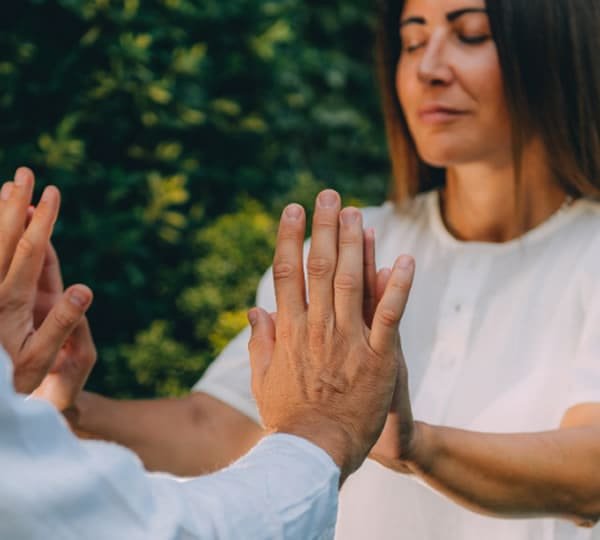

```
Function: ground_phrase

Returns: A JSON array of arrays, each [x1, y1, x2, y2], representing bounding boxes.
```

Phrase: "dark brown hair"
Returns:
[[376, 0, 600, 203]]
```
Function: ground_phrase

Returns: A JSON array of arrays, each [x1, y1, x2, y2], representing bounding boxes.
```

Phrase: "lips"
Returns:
[[417, 104, 469, 124]]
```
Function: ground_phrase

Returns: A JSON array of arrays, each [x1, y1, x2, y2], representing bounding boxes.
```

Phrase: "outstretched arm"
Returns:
[[72, 390, 264, 476], [371, 411, 600, 527]]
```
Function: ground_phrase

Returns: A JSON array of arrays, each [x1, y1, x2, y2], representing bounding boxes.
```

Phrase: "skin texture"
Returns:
[[248, 191, 415, 482]]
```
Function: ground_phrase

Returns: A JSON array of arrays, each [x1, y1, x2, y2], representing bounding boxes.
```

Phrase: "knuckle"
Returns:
[[334, 272, 359, 292], [307, 318, 328, 343], [53, 307, 78, 330], [307, 256, 334, 278], [376, 307, 400, 329], [15, 236, 36, 260], [272, 261, 296, 281], [390, 276, 412, 294], [248, 334, 265, 352], [312, 216, 337, 229], [278, 226, 302, 241], [339, 231, 362, 247]]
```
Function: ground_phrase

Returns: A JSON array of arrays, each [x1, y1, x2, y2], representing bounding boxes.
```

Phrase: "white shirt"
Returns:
[[195, 190, 600, 540], [0, 349, 339, 539]]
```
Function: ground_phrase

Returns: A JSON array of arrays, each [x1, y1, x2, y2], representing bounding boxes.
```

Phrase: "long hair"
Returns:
[[376, 0, 600, 203]]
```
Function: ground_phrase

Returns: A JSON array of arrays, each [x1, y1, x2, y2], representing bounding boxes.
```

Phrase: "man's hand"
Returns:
[[248, 190, 415, 482], [0, 167, 93, 393]]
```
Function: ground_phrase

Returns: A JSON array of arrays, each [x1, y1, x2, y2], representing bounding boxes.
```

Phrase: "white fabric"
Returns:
[[195, 190, 600, 539], [0, 349, 339, 540]]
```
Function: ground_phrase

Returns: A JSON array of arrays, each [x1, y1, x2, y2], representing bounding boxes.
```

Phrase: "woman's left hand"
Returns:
[[362, 230, 419, 470]]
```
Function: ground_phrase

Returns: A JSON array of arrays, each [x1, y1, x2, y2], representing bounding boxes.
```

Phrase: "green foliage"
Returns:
[[0, 0, 389, 397]]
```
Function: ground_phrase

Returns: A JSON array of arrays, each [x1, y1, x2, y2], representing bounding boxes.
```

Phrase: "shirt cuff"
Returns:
[[232, 433, 341, 540]]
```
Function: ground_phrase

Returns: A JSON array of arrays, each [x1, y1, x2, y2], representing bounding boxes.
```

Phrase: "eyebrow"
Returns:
[[400, 7, 487, 28]]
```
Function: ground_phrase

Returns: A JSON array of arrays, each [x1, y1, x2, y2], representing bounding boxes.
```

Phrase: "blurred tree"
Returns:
[[0, 0, 389, 397]]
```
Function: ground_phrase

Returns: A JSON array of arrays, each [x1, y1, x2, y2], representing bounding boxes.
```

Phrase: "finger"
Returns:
[[3, 186, 60, 300], [248, 308, 275, 399], [25, 205, 34, 227], [376, 267, 392, 303], [34, 243, 65, 327], [38, 242, 64, 294], [272, 204, 307, 321], [0, 168, 35, 279], [363, 228, 377, 327], [369, 256, 415, 357], [15, 285, 93, 393], [306, 190, 341, 323], [32, 317, 97, 411], [333, 207, 364, 332]]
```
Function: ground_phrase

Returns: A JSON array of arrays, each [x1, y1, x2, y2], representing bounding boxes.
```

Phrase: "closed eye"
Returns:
[[459, 34, 490, 45]]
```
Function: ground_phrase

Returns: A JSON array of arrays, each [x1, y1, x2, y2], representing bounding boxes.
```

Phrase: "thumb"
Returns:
[[369, 256, 414, 358], [16, 285, 93, 393], [248, 307, 275, 399]]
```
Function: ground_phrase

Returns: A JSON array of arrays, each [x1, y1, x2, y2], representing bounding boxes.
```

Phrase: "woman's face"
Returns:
[[397, 0, 512, 167]]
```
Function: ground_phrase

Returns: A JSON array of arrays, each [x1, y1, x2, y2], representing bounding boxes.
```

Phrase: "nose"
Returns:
[[417, 33, 453, 86]]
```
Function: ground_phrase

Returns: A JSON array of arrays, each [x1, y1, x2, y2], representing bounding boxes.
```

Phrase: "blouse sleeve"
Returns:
[[563, 236, 600, 411]]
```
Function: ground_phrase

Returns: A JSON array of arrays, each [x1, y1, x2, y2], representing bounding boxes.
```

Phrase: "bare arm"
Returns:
[[71, 391, 264, 476], [372, 404, 600, 527]]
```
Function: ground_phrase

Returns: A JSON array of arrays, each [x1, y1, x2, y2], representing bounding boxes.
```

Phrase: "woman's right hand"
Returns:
[[0, 167, 93, 394], [30, 242, 97, 413], [248, 190, 415, 482]]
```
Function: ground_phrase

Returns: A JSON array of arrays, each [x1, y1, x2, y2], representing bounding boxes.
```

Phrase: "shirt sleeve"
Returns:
[[193, 203, 392, 424], [0, 349, 339, 540]]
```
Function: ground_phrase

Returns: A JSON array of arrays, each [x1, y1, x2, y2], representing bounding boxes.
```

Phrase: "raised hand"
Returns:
[[30, 243, 97, 412], [362, 229, 418, 471], [248, 190, 415, 482], [0, 167, 93, 393]]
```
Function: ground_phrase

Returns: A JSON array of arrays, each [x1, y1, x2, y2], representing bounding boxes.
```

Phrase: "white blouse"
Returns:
[[196, 190, 600, 539]]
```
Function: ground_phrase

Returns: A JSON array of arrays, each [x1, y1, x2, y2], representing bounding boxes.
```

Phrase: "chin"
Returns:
[[416, 145, 472, 168]]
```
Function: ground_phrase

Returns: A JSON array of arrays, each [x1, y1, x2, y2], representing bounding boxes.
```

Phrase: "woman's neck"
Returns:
[[441, 141, 569, 243]]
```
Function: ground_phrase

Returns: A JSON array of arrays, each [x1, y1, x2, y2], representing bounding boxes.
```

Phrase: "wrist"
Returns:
[[370, 421, 436, 475], [402, 421, 436, 474], [274, 414, 357, 483], [64, 391, 95, 437]]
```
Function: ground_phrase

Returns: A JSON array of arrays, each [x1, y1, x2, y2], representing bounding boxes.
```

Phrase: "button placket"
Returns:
[[413, 253, 489, 424]]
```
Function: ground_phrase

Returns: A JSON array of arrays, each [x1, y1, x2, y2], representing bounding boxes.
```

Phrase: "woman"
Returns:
[[330, 0, 600, 538], [199, 0, 600, 538], [42, 0, 600, 537]]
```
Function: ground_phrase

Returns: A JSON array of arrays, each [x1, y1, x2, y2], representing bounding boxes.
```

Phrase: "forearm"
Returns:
[[71, 391, 264, 476], [387, 422, 600, 525]]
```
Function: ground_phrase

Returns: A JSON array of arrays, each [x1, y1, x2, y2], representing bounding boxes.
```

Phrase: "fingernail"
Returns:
[[395, 256, 414, 271], [285, 204, 302, 220], [1, 182, 13, 201], [248, 309, 258, 326], [14, 169, 29, 186], [41, 186, 54, 203], [340, 207, 360, 225], [318, 190, 338, 208], [68, 290, 89, 308]]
